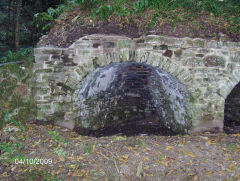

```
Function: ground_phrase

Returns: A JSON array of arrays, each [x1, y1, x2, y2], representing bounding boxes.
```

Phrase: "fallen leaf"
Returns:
[[166, 146, 173, 150], [69, 164, 76, 169], [186, 152, 195, 158], [136, 161, 143, 177], [59, 156, 65, 162], [73, 170, 79, 177], [229, 162, 236, 169], [121, 155, 129, 159], [161, 161, 169, 167], [206, 140, 216, 145], [1, 172, 9, 177], [206, 171, 213, 176]]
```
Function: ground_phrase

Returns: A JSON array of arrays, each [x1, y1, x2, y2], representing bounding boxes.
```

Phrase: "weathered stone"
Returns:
[[62, 55, 77, 66], [204, 55, 226, 67], [92, 57, 100, 69], [193, 39, 205, 48], [196, 54, 204, 57], [35, 56, 49, 62], [42, 49, 63, 55], [103, 42, 115, 48], [230, 56, 240, 62], [153, 44, 168, 50], [55, 120, 75, 130], [174, 49, 182, 57], [93, 43, 101, 48], [34, 68, 53, 73], [163, 50, 173, 58]]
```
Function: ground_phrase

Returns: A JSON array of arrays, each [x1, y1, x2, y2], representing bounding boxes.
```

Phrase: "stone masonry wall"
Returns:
[[33, 34, 240, 133]]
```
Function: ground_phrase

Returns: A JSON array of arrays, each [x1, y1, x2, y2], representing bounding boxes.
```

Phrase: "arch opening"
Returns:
[[73, 62, 192, 137], [224, 81, 240, 134]]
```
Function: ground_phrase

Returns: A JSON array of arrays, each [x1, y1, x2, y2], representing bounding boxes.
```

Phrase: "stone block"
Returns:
[[174, 49, 182, 57], [34, 68, 53, 73], [117, 39, 132, 49], [37, 103, 52, 114], [204, 55, 226, 67], [35, 56, 49, 62], [36, 87, 51, 96], [42, 48, 63, 55]]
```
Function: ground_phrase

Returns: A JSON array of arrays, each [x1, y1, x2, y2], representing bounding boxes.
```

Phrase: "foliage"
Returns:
[[93, 4, 113, 20], [83, 143, 94, 155], [75, 0, 101, 9], [0, 110, 25, 163], [0, 48, 33, 64], [34, 4, 65, 35], [112, 0, 131, 17], [77, 0, 240, 34], [48, 131, 62, 142], [3, 110, 25, 132], [134, 0, 149, 13], [54, 147, 67, 156]]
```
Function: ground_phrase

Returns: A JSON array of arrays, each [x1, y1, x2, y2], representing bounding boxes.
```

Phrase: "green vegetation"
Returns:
[[83, 143, 95, 155], [0, 48, 33, 64], [54, 147, 67, 156], [34, 4, 66, 36], [32, 0, 240, 48], [66, 0, 240, 31], [49, 131, 62, 142], [0, 110, 25, 163], [0, 50, 37, 131]]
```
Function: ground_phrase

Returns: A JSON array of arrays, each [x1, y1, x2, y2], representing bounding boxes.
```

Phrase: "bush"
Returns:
[[0, 48, 33, 64]]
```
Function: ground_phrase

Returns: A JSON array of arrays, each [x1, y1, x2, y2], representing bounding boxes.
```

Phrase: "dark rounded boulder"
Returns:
[[73, 62, 192, 136]]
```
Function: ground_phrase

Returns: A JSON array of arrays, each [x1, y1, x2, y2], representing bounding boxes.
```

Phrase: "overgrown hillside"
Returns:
[[38, 0, 240, 47]]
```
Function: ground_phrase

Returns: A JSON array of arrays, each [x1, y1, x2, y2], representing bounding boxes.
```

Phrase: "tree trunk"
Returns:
[[12, 0, 16, 49], [14, 0, 21, 51], [6, 0, 12, 44]]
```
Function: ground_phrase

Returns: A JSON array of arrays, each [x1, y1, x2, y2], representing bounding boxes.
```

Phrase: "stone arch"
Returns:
[[65, 50, 192, 91]]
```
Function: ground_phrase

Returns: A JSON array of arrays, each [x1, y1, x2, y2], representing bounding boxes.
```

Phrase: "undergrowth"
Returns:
[[0, 111, 24, 162], [35, 0, 240, 35], [0, 48, 34, 64]]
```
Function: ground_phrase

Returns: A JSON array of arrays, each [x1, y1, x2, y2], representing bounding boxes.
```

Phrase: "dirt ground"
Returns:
[[1, 124, 240, 181]]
